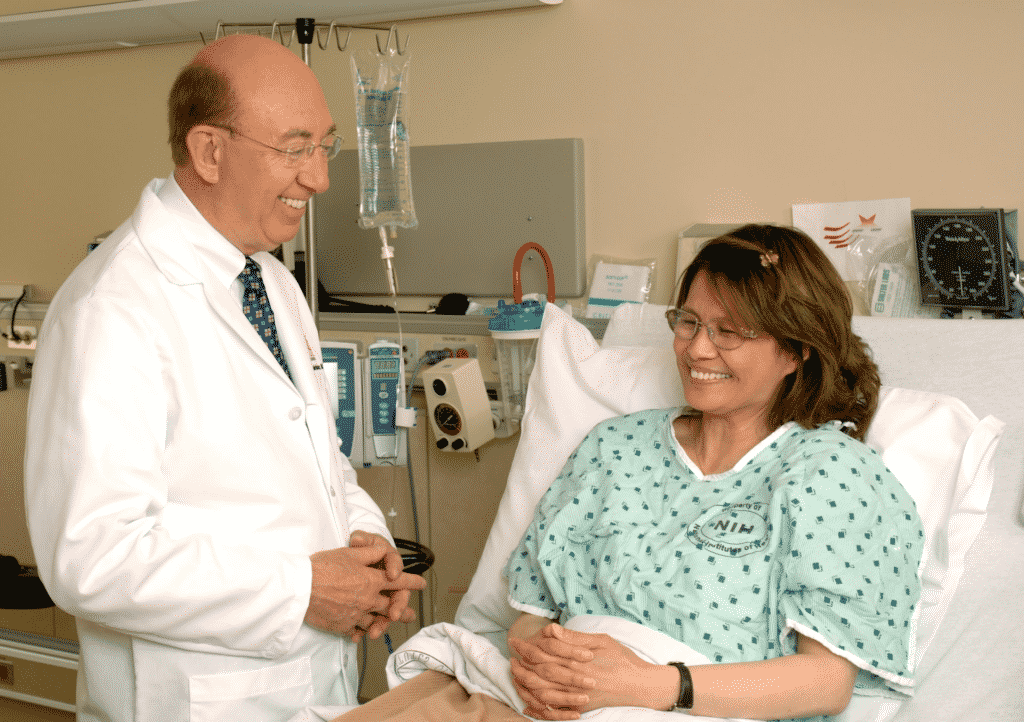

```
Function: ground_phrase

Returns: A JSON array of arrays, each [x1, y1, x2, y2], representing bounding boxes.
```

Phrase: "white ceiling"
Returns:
[[0, 0, 558, 60]]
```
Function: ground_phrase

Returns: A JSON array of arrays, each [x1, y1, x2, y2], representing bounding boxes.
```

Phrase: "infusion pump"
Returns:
[[322, 340, 410, 467], [320, 333, 503, 466]]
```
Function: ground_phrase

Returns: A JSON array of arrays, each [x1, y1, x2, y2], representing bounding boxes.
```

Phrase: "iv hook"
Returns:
[[206, 21, 296, 46], [316, 21, 352, 51], [376, 25, 410, 55], [270, 20, 295, 46]]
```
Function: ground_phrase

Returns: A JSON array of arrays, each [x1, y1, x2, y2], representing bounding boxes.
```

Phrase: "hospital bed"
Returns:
[[384, 302, 1024, 722], [297, 304, 1024, 722]]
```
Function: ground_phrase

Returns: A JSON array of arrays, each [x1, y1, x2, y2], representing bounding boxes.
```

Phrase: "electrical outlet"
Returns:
[[400, 338, 419, 370], [455, 343, 478, 359], [7, 325, 37, 350], [4, 358, 32, 388], [425, 342, 478, 361]]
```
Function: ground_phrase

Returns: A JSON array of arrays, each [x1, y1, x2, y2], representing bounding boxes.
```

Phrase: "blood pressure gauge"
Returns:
[[422, 358, 495, 453], [912, 209, 1013, 311], [432, 402, 463, 436]]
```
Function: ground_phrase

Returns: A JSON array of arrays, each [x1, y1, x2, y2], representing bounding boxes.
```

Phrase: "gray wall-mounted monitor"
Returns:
[[314, 138, 585, 298]]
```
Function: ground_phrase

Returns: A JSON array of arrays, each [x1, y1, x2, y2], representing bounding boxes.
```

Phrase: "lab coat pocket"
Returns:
[[188, 655, 314, 722]]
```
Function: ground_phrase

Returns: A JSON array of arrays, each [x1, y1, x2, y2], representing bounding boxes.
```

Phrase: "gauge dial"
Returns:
[[913, 210, 1010, 310], [433, 403, 462, 436]]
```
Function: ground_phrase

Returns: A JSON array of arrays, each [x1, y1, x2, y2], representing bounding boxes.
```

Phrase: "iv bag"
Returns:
[[351, 46, 417, 229]]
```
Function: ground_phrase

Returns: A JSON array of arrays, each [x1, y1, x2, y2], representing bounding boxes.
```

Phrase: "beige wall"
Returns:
[[1, 0, 1021, 704], [0, 369, 33, 562], [6, 0, 1024, 305], [3, 0, 1023, 589]]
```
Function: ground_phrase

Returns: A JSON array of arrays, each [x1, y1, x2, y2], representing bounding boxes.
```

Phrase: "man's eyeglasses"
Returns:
[[664, 308, 758, 350], [214, 125, 342, 166]]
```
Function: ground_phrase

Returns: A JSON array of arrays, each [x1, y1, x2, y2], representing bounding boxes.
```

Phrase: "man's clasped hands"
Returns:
[[305, 530, 427, 643]]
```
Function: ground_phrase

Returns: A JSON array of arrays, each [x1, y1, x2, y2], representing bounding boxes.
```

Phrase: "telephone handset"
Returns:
[[366, 340, 404, 460]]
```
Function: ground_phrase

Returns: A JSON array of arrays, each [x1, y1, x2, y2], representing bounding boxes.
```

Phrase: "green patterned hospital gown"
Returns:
[[506, 408, 924, 721]]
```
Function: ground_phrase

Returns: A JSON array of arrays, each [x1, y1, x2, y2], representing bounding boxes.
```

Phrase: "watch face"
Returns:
[[433, 403, 462, 436], [913, 210, 1009, 310]]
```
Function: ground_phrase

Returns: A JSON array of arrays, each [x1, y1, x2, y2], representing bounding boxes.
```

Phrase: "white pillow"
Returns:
[[865, 386, 1002, 664], [455, 303, 1003, 672], [455, 307, 683, 650]]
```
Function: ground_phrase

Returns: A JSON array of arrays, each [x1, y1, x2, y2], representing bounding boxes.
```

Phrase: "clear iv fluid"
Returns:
[[357, 95, 408, 217], [353, 71, 417, 229]]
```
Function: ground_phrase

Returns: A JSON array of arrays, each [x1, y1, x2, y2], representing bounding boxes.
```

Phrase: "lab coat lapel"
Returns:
[[132, 179, 295, 388], [132, 179, 206, 289], [134, 181, 345, 538], [253, 254, 318, 403], [258, 256, 349, 540], [202, 263, 295, 388]]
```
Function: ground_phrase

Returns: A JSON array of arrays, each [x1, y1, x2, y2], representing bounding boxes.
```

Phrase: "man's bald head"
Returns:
[[167, 34, 323, 167], [167, 33, 336, 255]]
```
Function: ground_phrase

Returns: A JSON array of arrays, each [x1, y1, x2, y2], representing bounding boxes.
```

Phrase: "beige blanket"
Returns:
[[333, 670, 528, 722]]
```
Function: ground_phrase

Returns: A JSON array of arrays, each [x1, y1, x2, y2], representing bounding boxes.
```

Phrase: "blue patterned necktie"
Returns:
[[239, 257, 292, 380]]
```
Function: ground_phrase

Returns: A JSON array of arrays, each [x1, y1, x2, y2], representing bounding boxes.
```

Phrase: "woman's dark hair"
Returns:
[[167, 63, 237, 167], [675, 224, 880, 440]]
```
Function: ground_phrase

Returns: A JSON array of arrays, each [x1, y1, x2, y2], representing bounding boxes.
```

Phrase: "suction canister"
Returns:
[[488, 299, 544, 435]]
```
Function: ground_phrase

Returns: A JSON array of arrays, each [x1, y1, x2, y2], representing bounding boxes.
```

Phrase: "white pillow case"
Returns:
[[455, 303, 1003, 674]]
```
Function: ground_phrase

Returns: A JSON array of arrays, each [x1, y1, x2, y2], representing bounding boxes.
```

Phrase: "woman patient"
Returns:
[[341, 224, 924, 722]]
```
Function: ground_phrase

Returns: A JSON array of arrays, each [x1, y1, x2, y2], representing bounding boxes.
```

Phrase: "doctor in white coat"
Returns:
[[24, 34, 425, 722]]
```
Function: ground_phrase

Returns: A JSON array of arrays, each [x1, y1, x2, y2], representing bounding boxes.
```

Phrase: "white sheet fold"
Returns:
[[386, 615, 756, 722]]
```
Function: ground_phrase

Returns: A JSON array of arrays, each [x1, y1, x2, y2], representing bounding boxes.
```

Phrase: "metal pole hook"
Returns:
[[316, 22, 352, 51], [204, 22, 295, 46], [269, 20, 296, 46], [376, 25, 410, 55]]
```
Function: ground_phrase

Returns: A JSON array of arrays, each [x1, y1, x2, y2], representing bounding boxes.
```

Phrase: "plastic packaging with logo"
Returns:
[[351, 43, 417, 230], [584, 254, 656, 319], [864, 236, 941, 318]]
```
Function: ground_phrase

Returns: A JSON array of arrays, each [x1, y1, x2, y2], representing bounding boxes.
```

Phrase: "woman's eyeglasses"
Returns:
[[664, 308, 758, 350]]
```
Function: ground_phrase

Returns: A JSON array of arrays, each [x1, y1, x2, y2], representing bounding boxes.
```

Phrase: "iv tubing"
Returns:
[[380, 225, 416, 439], [379, 226, 399, 297]]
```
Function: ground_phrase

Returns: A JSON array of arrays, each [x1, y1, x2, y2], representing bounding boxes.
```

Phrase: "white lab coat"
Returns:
[[24, 177, 389, 721]]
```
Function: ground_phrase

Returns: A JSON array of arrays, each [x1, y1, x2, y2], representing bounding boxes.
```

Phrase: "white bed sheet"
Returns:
[[850, 317, 1024, 722]]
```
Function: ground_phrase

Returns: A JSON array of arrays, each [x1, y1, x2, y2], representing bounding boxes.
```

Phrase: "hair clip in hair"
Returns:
[[760, 251, 780, 268]]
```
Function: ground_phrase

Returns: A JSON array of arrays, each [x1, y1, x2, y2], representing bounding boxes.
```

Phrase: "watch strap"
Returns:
[[667, 661, 694, 710]]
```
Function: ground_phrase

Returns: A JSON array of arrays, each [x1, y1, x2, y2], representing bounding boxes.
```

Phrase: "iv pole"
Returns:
[[296, 18, 319, 327], [211, 18, 352, 327], [210, 18, 408, 326]]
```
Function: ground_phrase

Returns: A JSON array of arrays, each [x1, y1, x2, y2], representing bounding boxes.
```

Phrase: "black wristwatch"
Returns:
[[667, 661, 694, 710]]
